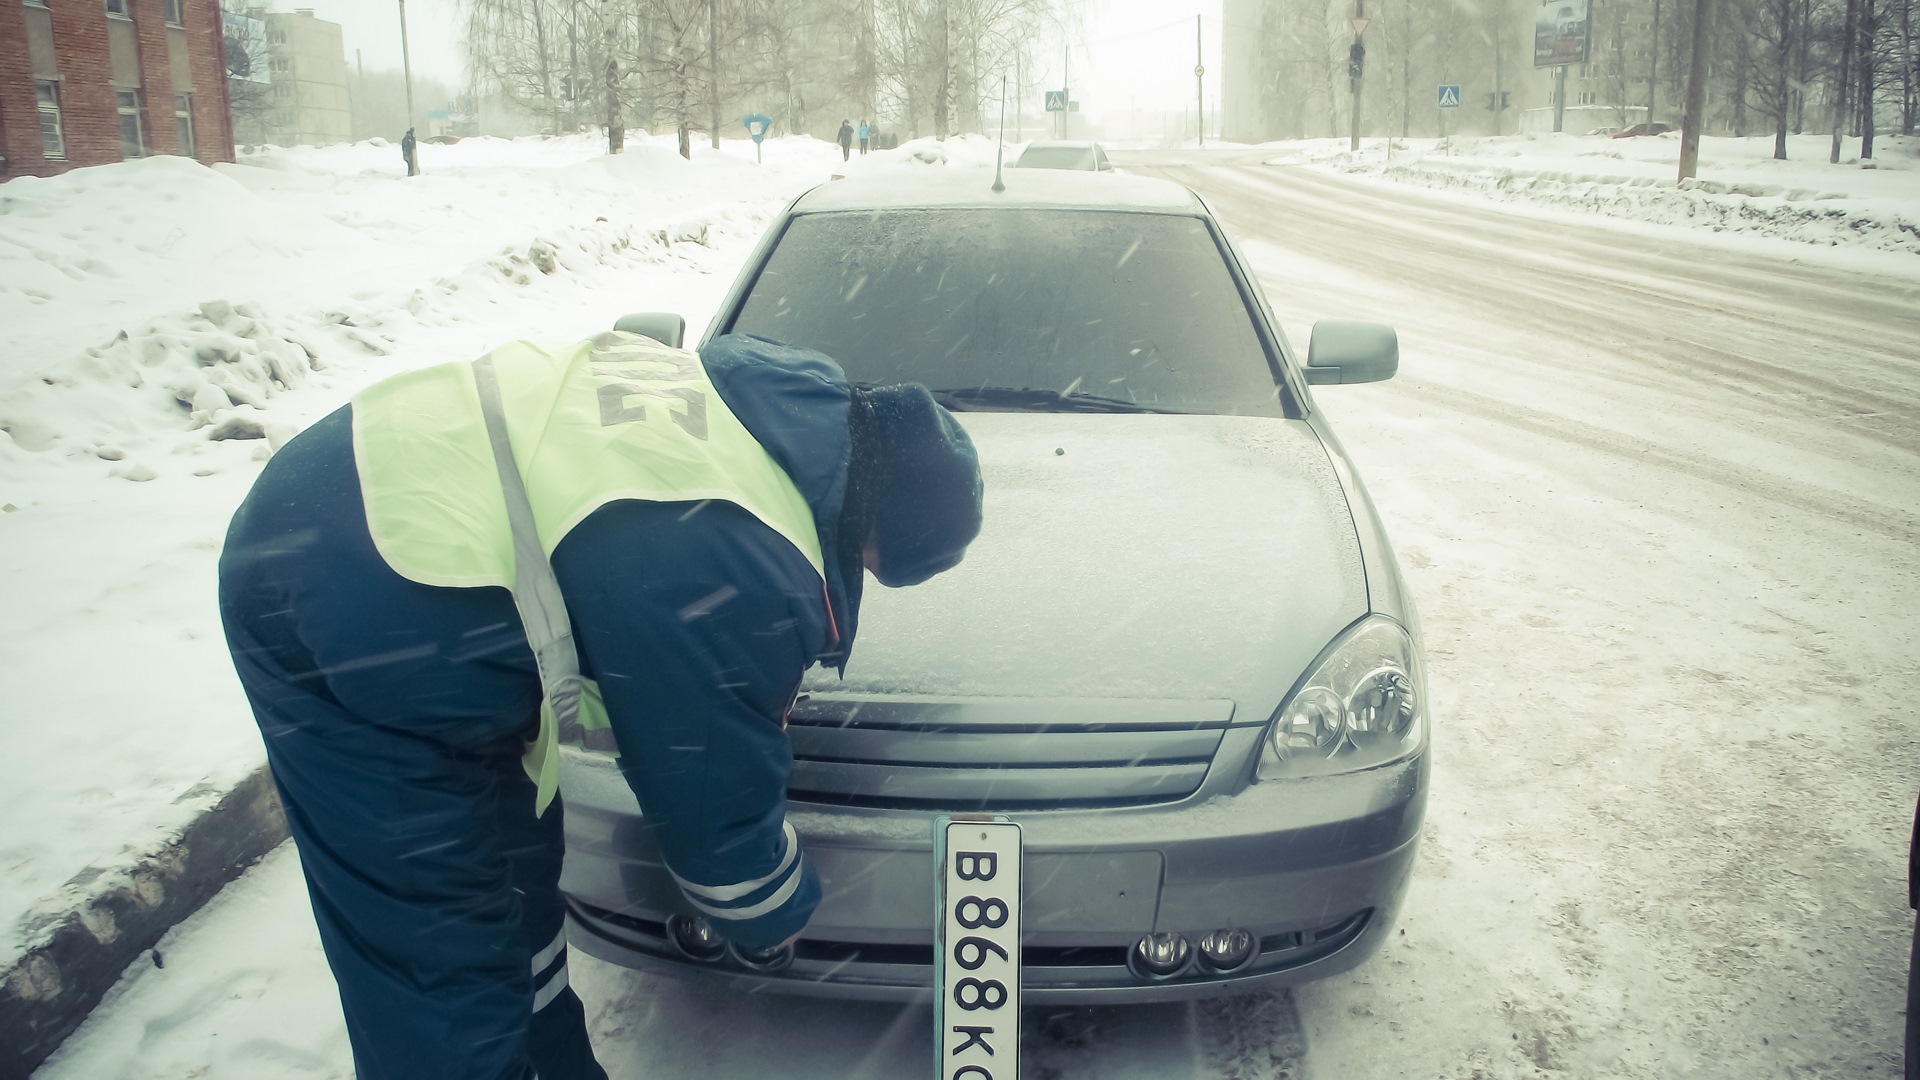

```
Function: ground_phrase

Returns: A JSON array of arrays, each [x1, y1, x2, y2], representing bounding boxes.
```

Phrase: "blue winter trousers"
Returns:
[[224, 612, 609, 1080]]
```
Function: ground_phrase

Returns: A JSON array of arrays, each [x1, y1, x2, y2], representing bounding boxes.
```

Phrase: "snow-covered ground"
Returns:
[[8, 131, 1920, 1077]]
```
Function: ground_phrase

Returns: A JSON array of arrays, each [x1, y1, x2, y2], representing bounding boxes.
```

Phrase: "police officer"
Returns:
[[218, 332, 983, 1079]]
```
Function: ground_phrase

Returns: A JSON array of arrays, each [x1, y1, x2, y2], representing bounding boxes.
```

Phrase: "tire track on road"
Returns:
[[1392, 376, 1920, 541], [1147, 163, 1920, 459]]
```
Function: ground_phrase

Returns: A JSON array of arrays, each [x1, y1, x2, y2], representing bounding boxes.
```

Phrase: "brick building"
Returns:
[[0, 0, 234, 181]]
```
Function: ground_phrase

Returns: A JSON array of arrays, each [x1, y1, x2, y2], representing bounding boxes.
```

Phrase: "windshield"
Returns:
[[1015, 145, 1097, 170], [727, 208, 1287, 415]]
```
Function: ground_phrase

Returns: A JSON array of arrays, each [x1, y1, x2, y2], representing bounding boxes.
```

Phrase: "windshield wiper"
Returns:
[[928, 387, 1186, 414]]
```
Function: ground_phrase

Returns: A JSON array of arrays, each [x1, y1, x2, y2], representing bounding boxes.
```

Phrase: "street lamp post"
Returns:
[[1195, 15, 1205, 148]]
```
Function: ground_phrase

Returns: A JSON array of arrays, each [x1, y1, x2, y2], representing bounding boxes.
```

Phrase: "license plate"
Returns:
[[933, 817, 1021, 1080]]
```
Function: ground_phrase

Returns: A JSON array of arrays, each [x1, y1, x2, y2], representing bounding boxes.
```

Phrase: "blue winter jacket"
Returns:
[[218, 335, 862, 948]]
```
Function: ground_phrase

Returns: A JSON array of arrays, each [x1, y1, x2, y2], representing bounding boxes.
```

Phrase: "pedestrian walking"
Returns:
[[218, 331, 984, 1079], [837, 119, 854, 161], [400, 127, 418, 177], [857, 120, 870, 155]]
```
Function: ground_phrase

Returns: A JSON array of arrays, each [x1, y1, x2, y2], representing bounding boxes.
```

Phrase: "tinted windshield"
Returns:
[[728, 208, 1286, 414], [1015, 146, 1097, 169]]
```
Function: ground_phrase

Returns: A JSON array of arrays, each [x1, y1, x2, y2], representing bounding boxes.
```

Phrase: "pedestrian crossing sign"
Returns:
[[1437, 84, 1462, 109], [1045, 90, 1068, 112]]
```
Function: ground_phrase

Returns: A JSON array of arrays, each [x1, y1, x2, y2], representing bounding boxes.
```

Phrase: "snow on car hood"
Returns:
[[811, 412, 1368, 711]]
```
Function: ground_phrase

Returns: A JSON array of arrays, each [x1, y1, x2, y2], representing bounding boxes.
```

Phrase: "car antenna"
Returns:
[[992, 75, 1008, 193]]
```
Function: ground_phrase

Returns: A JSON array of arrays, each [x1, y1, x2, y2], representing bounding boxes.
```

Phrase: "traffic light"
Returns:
[[1348, 42, 1365, 81], [1500, 90, 1511, 110]]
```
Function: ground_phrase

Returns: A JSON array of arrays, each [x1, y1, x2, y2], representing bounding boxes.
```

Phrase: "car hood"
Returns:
[[807, 413, 1368, 712]]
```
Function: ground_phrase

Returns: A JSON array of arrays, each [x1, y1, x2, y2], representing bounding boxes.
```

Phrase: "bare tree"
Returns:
[[463, 0, 576, 132], [224, 13, 274, 145], [866, 0, 1051, 139], [1860, 0, 1878, 153], [1901, 0, 1916, 131]]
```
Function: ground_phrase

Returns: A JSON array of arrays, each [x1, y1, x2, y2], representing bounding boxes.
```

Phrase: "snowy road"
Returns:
[[37, 156, 1920, 1079]]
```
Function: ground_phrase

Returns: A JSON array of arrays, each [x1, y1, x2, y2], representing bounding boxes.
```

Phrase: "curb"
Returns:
[[0, 765, 288, 1080]]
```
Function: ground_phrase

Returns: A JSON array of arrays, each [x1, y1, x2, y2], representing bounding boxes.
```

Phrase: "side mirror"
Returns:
[[1304, 320, 1398, 385], [612, 312, 687, 349]]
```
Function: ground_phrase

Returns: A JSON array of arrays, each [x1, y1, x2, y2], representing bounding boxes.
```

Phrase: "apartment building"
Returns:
[[231, 7, 349, 147]]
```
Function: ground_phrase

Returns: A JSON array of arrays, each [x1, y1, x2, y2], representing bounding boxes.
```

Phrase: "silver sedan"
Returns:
[[559, 168, 1428, 1003]]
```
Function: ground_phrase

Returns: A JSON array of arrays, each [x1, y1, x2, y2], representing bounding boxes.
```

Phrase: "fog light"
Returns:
[[728, 940, 795, 973], [1197, 928, 1255, 972], [1128, 932, 1192, 980], [666, 914, 726, 962]]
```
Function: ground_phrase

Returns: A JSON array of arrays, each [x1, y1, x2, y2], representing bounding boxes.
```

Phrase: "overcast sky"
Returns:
[[283, 0, 1224, 119]]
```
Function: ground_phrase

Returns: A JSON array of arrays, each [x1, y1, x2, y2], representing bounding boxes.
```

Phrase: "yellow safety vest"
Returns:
[[352, 332, 825, 812]]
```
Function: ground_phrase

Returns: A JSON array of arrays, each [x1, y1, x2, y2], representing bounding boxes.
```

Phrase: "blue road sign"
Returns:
[[742, 113, 772, 142], [1437, 84, 1462, 109], [1045, 90, 1068, 112]]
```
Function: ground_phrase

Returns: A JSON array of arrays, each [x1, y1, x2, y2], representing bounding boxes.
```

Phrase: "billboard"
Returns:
[[1534, 0, 1592, 67], [223, 11, 270, 84]]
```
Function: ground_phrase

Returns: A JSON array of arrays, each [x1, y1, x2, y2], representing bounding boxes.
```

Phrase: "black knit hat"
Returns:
[[842, 384, 984, 588]]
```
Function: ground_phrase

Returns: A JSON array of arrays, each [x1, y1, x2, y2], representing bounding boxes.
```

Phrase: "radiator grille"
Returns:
[[785, 694, 1235, 811]]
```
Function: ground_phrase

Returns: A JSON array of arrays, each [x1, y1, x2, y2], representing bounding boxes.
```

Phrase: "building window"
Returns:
[[174, 94, 194, 156], [116, 89, 145, 158], [36, 80, 65, 158], [1578, 91, 1596, 106], [162, 0, 182, 24], [105, 0, 128, 16], [23, 0, 51, 8]]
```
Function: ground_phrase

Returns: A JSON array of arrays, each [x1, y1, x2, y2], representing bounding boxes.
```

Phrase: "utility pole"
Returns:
[[1349, 0, 1369, 152], [397, 0, 417, 172], [708, 0, 721, 150], [601, 0, 622, 152], [1677, 0, 1714, 179], [1196, 15, 1205, 147], [1493, 5, 1505, 136], [1554, 64, 1568, 132], [1062, 46, 1070, 139]]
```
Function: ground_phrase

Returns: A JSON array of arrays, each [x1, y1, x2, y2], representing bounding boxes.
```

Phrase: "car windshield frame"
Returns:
[[713, 202, 1304, 420]]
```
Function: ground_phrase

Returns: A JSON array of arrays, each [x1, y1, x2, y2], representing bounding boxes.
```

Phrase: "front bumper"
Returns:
[[559, 746, 1427, 1004]]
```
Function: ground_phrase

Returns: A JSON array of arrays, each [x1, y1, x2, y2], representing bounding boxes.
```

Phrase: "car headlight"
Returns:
[[1257, 616, 1424, 780]]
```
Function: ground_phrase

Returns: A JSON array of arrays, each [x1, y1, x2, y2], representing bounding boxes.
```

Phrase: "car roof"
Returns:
[[1021, 140, 1102, 150], [791, 168, 1204, 215]]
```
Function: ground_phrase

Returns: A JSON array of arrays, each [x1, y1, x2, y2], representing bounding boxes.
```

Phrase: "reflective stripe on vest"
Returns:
[[352, 332, 825, 813]]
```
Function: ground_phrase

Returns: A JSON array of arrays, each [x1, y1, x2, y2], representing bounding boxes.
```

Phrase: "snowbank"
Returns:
[[823, 132, 1010, 178], [1290, 131, 1920, 255]]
